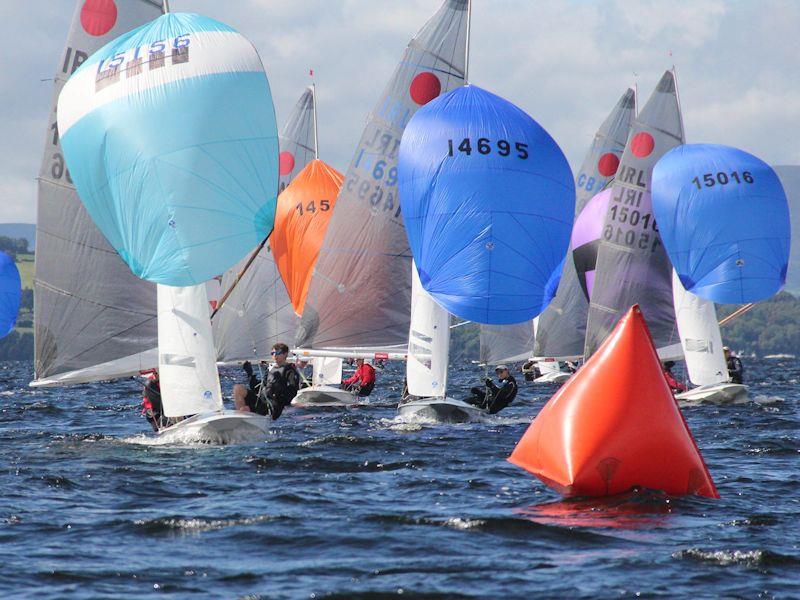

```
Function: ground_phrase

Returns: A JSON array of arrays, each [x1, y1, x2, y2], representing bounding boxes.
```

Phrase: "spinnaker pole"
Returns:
[[210, 236, 269, 320]]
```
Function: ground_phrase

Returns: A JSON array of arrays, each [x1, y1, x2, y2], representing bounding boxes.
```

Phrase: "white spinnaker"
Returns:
[[407, 265, 450, 398], [672, 271, 728, 385], [312, 357, 343, 386], [157, 284, 223, 418]]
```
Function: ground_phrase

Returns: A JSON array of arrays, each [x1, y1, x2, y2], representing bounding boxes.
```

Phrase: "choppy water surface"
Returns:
[[1, 359, 798, 598]]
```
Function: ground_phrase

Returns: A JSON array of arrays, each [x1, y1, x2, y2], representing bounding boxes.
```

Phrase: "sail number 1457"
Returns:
[[691, 171, 754, 189], [447, 138, 529, 159]]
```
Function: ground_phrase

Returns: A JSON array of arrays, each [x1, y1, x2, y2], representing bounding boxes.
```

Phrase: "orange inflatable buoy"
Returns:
[[508, 305, 719, 499], [270, 159, 343, 316]]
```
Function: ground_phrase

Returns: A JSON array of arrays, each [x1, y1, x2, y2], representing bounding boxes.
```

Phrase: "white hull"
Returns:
[[676, 383, 748, 404], [397, 397, 485, 423], [156, 410, 271, 444], [292, 385, 357, 407], [533, 371, 571, 385]]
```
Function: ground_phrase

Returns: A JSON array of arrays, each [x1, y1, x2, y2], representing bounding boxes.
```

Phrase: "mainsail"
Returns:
[[584, 71, 685, 357], [278, 86, 316, 191], [33, 0, 163, 386], [213, 86, 319, 362], [479, 320, 537, 365], [532, 89, 635, 359], [296, 0, 469, 349]]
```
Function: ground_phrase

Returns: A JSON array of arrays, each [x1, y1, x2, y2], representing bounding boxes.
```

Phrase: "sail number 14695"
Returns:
[[447, 138, 529, 159]]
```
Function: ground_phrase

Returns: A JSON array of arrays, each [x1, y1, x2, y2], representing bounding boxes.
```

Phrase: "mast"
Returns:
[[465, 0, 472, 84], [162, 0, 170, 13], [312, 81, 319, 159]]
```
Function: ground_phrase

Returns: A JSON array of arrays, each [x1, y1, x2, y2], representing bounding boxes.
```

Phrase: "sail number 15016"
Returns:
[[691, 171, 754, 189], [447, 138, 529, 159]]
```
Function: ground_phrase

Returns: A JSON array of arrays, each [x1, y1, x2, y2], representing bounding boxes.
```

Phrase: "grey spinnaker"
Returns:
[[774, 165, 800, 295], [213, 85, 318, 361], [532, 88, 635, 359], [296, 0, 468, 349], [584, 71, 685, 357], [278, 86, 316, 192], [479, 320, 537, 365], [33, 0, 163, 385]]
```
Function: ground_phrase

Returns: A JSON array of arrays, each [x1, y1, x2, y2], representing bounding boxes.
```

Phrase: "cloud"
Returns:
[[0, 0, 797, 223]]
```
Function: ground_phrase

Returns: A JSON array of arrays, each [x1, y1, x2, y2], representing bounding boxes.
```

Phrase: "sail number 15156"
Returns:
[[447, 138, 529, 159]]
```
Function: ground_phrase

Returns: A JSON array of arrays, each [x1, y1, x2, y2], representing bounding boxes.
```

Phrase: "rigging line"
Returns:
[[211, 237, 269, 320]]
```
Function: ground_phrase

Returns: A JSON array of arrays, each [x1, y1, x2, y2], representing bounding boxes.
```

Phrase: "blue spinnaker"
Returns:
[[398, 85, 574, 324], [0, 252, 21, 338], [653, 144, 791, 304], [57, 13, 279, 286]]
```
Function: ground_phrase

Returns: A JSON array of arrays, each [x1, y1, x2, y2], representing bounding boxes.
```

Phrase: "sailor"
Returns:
[[521, 360, 541, 382], [465, 365, 518, 414], [723, 347, 744, 384], [662, 361, 687, 394], [234, 343, 300, 420], [341, 358, 376, 397], [141, 370, 164, 432]]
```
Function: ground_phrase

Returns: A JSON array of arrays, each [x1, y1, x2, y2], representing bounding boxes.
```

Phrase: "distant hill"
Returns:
[[0, 223, 35, 248], [775, 165, 800, 295]]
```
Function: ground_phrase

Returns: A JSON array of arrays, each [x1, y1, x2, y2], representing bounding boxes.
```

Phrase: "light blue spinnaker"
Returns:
[[57, 13, 279, 286], [653, 144, 791, 304], [398, 84, 574, 325]]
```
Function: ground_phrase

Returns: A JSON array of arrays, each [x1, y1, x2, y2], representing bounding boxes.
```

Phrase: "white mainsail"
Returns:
[[311, 357, 343, 386], [672, 271, 728, 385], [157, 284, 223, 418], [32, 0, 163, 386], [406, 266, 450, 398]]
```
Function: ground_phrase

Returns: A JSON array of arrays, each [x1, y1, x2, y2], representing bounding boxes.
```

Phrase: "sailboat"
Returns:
[[294, 0, 469, 395], [652, 143, 791, 403], [478, 89, 636, 385], [396, 4, 575, 422], [584, 71, 686, 362], [52, 7, 280, 442]]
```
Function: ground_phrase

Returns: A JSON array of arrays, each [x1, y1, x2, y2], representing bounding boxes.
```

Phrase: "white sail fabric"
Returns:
[[33, 0, 162, 384], [213, 85, 318, 362], [534, 89, 636, 358], [279, 86, 316, 191], [538, 360, 562, 376], [296, 0, 468, 349], [585, 72, 684, 357], [407, 266, 450, 398], [672, 271, 728, 385], [311, 357, 342, 386], [774, 166, 800, 295], [157, 284, 223, 418]]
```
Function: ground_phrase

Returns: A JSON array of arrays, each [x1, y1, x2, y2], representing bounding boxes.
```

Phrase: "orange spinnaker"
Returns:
[[270, 159, 343, 316], [508, 305, 719, 499]]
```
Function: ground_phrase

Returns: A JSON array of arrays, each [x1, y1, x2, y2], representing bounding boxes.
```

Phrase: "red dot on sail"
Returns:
[[279, 151, 296, 176], [80, 0, 118, 37], [631, 132, 655, 158], [409, 72, 441, 105], [597, 153, 620, 177]]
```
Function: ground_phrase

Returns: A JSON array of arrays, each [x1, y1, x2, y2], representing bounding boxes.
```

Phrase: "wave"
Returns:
[[245, 455, 425, 473], [673, 548, 800, 567], [133, 514, 279, 534]]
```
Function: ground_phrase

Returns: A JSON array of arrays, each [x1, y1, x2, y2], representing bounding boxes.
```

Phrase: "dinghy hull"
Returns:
[[156, 410, 270, 444], [292, 385, 357, 407], [397, 397, 484, 424], [533, 371, 571, 385], [676, 383, 748, 404]]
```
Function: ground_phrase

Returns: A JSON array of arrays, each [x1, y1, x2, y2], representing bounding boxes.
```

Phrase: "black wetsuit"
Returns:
[[143, 378, 164, 431], [246, 363, 300, 420], [727, 355, 744, 384], [465, 375, 518, 414]]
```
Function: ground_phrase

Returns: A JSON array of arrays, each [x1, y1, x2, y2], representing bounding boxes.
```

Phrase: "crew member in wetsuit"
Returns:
[[234, 343, 300, 420], [662, 361, 687, 394], [724, 346, 744, 384], [521, 360, 541, 382], [341, 358, 376, 397], [141, 370, 164, 431], [465, 365, 518, 414]]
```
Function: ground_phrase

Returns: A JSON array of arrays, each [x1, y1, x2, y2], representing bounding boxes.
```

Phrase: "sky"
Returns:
[[0, 0, 798, 223]]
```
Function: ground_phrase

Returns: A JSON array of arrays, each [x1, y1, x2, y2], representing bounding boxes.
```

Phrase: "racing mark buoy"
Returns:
[[508, 305, 719, 498]]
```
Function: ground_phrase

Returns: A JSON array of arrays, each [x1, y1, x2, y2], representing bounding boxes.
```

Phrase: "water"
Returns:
[[1, 359, 798, 598]]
